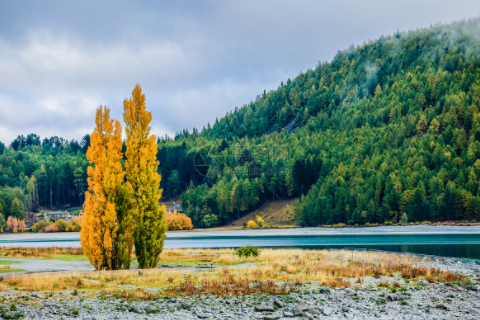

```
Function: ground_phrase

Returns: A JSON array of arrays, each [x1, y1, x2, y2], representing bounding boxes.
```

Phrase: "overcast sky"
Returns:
[[0, 0, 479, 145]]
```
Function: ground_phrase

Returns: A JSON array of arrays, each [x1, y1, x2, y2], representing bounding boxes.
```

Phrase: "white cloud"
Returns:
[[0, 0, 480, 145]]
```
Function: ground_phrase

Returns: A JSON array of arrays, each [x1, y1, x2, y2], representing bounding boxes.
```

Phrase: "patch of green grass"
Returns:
[[0, 267, 24, 273], [0, 260, 20, 266], [51, 255, 88, 262]]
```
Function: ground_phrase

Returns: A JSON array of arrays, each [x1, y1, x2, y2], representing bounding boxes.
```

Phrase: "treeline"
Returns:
[[0, 134, 90, 229]]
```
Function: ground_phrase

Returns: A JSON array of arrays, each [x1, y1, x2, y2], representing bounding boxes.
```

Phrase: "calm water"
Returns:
[[2, 226, 480, 259]]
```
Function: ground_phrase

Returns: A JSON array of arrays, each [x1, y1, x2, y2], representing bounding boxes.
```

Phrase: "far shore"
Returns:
[[2, 224, 480, 241]]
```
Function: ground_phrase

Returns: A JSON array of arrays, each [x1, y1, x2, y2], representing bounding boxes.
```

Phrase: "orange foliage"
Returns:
[[6, 216, 26, 233], [44, 224, 58, 233], [165, 211, 193, 230], [81, 106, 128, 270]]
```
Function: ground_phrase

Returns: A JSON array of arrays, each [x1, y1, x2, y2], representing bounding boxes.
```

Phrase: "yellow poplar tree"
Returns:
[[123, 84, 167, 269], [81, 106, 132, 270]]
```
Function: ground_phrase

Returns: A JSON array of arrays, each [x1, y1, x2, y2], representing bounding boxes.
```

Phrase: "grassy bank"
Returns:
[[0, 248, 467, 297]]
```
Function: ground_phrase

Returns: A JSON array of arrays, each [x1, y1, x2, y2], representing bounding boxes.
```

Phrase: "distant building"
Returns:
[[47, 212, 65, 221]]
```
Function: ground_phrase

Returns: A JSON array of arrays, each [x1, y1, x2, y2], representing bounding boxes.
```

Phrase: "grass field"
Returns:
[[0, 247, 467, 297]]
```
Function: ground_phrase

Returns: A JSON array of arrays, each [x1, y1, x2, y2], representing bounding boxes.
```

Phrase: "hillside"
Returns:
[[227, 199, 298, 228], [3, 18, 480, 229]]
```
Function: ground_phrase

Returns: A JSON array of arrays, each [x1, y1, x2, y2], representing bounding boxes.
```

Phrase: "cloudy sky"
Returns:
[[0, 1, 479, 145]]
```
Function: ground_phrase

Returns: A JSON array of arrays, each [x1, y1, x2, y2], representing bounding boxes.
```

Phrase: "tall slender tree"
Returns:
[[123, 84, 167, 269], [81, 106, 131, 270]]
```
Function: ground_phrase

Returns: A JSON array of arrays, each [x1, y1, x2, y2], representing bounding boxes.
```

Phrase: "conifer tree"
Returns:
[[123, 84, 167, 269], [81, 106, 130, 270]]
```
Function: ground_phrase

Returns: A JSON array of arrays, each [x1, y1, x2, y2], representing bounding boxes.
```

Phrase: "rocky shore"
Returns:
[[1, 259, 480, 320]]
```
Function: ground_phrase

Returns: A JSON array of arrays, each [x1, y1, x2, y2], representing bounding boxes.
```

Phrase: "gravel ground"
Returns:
[[1, 259, 480, 319]]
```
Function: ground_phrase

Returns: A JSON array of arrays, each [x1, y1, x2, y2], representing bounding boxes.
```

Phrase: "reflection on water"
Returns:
[[2, 233, 480, 259]]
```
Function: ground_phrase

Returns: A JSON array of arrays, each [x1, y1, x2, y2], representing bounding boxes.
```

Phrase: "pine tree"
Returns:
[[430, 118, 440, 136], [80, 106, 130, 270], [10, 198, 26, 220], [416, 115, 428, 133], [123, 84, 167, 269]]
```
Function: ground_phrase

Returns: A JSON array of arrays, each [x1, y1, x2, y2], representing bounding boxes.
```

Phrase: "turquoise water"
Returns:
[[2, 232, 480, 259]]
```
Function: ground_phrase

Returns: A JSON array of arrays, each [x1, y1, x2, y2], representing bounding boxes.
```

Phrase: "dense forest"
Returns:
[[3, 19, 480, 229], [0, 134, 90, 229]]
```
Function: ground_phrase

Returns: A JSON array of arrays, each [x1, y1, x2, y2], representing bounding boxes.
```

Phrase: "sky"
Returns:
[[1, 0, 480, 145]]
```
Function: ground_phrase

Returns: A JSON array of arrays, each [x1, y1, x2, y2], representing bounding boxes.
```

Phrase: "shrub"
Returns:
[[399, 213, 408, 224], [421, 221, 431, 225], [65, 221, 81, 232], [55, 219, 67, 232], [31, 220, 53, 233], [44, 224, 58, 233], [384, 221, 393, 225], [242, 221, 247, 228], [165, 212, 193, 230], [333, 223, 346, 228], [256, 216, 264, 228], [247, 220, 257, 228], [236, 245, 261, 257]]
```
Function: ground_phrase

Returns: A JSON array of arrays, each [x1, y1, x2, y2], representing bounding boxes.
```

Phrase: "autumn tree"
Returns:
[[81, 106, 132, 270], [123, 84, 167, 269]]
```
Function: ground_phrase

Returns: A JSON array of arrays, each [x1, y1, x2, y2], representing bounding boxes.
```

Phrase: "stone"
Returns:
[[467, 285, 480, 291], [436, 303, 450, 310], [345, 288, 357, 296], [386, 294, 398, 301], [292, 307, 304, 317], [264, 313, 282, 320], [283, 311, 294, 317], [274, 298, 285, 308], [322, 307, 334, 316], [255, 305, 275, 312], [304, 312, 314, 319], [196, 311, 211, 318], [299, 304, 314, 312], [319, 288, 332, 294], [128, 306, 143, 313], [307, 309, 321, 315]]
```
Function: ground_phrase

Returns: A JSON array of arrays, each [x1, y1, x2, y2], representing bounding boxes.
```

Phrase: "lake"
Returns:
[[2, 225, 480, 259]]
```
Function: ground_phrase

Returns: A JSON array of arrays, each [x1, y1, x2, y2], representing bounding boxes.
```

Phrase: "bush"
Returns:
[[55, 219, 67, 232], [236, 245, 261, 257], [65, 221, 81, 232], [242, 221, 247, 228], [399, 213, 408, 224], [256, 216, 264, 228], [44, 224, 58, 233], [247, 220, 257, 228], [421, 221, 431, 225], [333, 223, 346, 228], [165, 212, 193, 230], [31, 220, 53, 233], [384, 221, 393, 225]]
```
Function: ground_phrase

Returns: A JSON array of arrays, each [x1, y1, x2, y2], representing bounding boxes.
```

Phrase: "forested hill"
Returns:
[[3, 19, 480, 229], [159, 18, 480, 227]]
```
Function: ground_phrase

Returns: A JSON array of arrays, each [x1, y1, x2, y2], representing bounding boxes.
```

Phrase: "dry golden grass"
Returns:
[[0, 248, 467, 295], [0, 246, 83, 259]]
